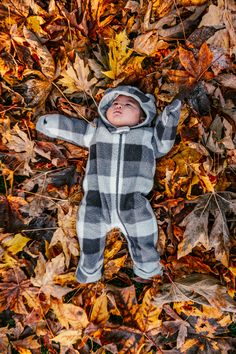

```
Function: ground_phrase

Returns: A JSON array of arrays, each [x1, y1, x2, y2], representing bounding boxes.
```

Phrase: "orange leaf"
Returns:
[[90, 293, 109, 326], [179, 43, 213, 80], [135, 289, 162, 332], [197, 42, 214, 79], [179, 46, 198, 76]]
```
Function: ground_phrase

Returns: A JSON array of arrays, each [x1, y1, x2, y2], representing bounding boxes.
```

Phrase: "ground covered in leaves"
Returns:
[[0, 0, 236, 353]]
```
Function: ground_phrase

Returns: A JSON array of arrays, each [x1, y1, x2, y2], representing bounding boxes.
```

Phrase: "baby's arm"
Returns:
[[153, 99, 181, 158], [36, 113, 96, 148]]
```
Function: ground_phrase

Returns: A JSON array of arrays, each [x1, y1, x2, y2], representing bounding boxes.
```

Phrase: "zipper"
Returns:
[[116, 134, 129, 236]]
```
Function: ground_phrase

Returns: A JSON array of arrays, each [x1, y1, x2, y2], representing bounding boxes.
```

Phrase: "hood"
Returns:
[[98, 85, 157, 131]]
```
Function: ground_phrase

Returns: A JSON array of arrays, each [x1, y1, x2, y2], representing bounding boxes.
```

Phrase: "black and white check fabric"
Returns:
[[36, 86, 181, 283]]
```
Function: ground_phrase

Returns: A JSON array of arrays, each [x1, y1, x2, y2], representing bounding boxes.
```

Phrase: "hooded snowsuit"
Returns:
[[36, 86, 181, 283]]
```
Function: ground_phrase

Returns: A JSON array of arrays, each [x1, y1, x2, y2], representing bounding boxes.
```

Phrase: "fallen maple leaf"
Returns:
[[178, 192, 236, 266], [153, 273, 236, 313], [180, 43, 213, 79], [30, 253, 72, 299], [102, 30, 140, 80], [57, 53, 97, 95], [49, 205, 78, 267], [107, 285, 138, 326], [167, 42, 214, 86], [0, 267, 39, 314], [2, 124, 36, 175]]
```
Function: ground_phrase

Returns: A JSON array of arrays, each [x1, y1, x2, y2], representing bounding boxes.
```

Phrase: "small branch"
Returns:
[[22, 227, 58, 232]]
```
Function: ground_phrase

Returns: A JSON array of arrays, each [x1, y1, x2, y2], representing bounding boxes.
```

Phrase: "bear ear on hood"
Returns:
[[146, 93, 155, 102]]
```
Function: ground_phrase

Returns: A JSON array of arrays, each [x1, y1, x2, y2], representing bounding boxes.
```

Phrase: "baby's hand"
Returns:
[[36, 114, 60, 133]]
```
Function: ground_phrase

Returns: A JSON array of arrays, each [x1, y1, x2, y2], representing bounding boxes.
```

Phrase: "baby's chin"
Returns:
[[107, 118, 140, 127]]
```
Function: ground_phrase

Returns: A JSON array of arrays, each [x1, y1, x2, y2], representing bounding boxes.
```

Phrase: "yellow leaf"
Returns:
[[16, 349, 32, 354], [135, 289, 162, 332], [229, 267, 236, 276], [0, 252, 17, 269], [180, 338, 199, 352], [52, 299, 89, 330], [52, 329, 82, 346], [57, 53, 97, 94], [90, 293, 109, 326], [27, 16, 48, 37], [104, 239, 123, 261], [103, 254, 127, 280], [3, 234, 30, 255], [102, 30, 132, 79]]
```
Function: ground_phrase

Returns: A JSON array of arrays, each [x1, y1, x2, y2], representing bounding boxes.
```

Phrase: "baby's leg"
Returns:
[[120, 199, 162, 279], [75, 202, 108, 283]]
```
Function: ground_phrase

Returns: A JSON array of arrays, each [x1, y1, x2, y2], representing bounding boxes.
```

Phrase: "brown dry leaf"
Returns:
[[101, 326, 144, 353], [178, 192, 236, 266], [57, 53, 97, 95], [23, 27, 55, 80], [133, 31, 169, 56], [2, 124, 36, 175], [199, 0, 236, 57], [179, 42, 213, 80], [51, 299, 89, 330], [153, 273, 236, 312], [0, 327, 9, 352], [12, 335, 41, 353], [104, 229, 124, 262], [107, 285, 138, 326], [49, 205, 78, 267], [0, 267, 40, 314], [30, 253, 72, 299], [90, 293, 109, 326], [34, 141, 68, 167], [162, 319, 190, 349]]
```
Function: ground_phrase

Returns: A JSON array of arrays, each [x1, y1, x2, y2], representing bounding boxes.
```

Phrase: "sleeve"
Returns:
[[36, 113, 96, 148], [152, 99, 181, 159]]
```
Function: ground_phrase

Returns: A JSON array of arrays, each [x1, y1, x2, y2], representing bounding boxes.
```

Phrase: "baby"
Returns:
[[36, 85, 181, 283]]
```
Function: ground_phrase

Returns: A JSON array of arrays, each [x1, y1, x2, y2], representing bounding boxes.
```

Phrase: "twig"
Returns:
[[22, 227, 58, 232], [21, 190, 68, 201], [52, 82, 93, 125]]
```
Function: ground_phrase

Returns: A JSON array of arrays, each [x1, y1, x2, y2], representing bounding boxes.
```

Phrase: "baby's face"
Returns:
[[106, 95, 143, 127]]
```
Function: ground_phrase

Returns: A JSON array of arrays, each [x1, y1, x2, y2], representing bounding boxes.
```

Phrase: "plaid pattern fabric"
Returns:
[[36, 86, 181, 283]]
